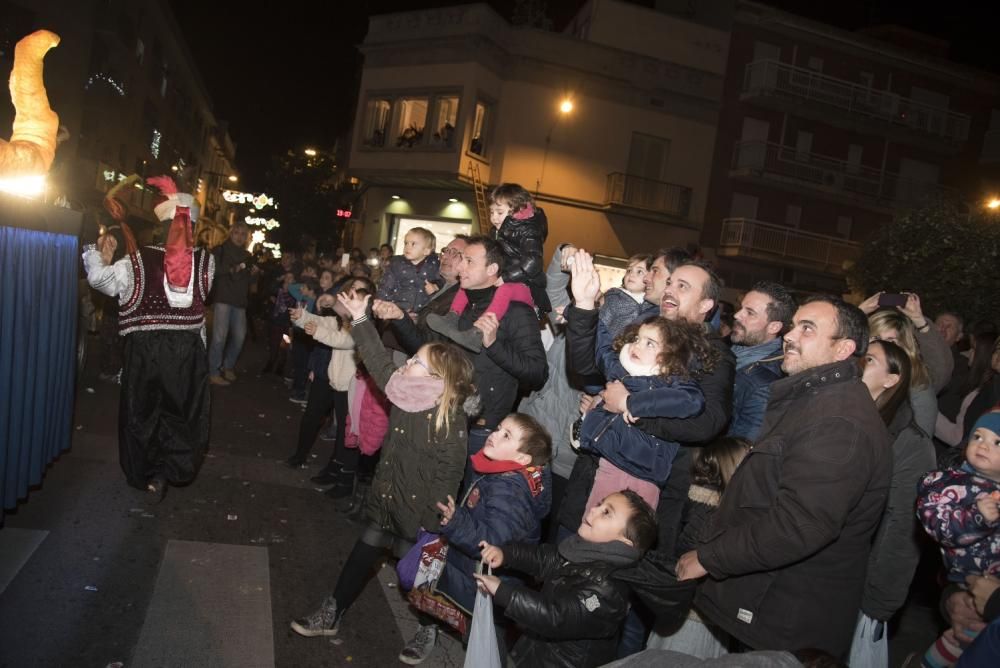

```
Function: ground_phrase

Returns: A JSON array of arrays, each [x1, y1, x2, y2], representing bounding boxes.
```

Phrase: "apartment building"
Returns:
[[347, 0, 727, 265], [0, 0, 237, 233], [702, 1, 1000, 293]]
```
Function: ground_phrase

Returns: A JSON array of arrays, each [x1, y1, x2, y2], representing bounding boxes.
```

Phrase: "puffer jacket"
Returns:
[[495, 541, 637, 668], [492, 205, 550, 312], [696, 359, 891, 658], [917, 463, 1000, 582], [352, 318, 468, 539], [295, 311, 357, 391], [862, 402, 936, 620], [436, 466, 550, 612], [579, 372, 703, 485], [376, 253, 441, 314]]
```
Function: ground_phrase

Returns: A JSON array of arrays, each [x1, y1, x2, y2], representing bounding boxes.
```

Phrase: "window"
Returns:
[[784, 204, 802, 228], [470, 101, 490, 157], [430, 96, 459, 147], [393, 97, 428, 148], [836, 216, 853, 239], [362, 99, 390, 147], [807, 56, 824, 72], [361, 92, 462, 151]]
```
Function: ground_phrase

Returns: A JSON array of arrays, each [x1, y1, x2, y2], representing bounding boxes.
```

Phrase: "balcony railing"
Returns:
[[742, 60, 970, 143], [731, 140, 954, 205], [605, 173, 692, 219], [719, 218, 860, 270]]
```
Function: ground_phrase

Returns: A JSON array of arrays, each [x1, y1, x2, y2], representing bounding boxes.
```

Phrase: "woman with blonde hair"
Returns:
[[290, 291, 478, 639]]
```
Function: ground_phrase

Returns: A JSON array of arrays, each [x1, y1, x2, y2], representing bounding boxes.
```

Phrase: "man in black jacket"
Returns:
[[374, 235, 548, 454], [676, 296, 892, 659], [562, 257, 735, 556], [208, 221, 257, 385]]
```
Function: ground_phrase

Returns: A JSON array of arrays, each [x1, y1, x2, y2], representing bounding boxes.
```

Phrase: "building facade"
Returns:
[[702, 1, 1000, 293], [347, 0, 727, 267], [0, 0, 237, 236]]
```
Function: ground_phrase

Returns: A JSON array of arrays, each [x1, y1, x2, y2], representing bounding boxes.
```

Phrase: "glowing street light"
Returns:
[[559, 99, 574, 114], [987, 198, 1000, 210], [304, 148, 317, 157], [228, 174, 239, 183]]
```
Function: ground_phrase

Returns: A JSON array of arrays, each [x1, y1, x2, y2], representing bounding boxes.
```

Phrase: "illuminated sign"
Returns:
[[245, 216, 280, 230], [223, 190, 276, 209], [335, 209, 352, 218]]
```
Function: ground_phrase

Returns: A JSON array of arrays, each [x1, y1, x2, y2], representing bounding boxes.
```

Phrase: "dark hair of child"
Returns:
[[489, 183, 535, 214], [612, 316, 721, 381], [691, 437, 752, 494], [618, 489, 658, 554], [506, 413, 553, 466]]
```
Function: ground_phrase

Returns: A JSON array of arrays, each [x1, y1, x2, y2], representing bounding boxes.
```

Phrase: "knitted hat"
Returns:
[[971, 412, 1000, 437]]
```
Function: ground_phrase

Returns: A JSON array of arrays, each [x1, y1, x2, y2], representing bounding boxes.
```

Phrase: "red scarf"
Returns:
[[470, 450, 526, 474]]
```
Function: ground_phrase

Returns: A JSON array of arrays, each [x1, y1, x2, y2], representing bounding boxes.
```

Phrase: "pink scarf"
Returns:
[[384, 372, 444, 413]]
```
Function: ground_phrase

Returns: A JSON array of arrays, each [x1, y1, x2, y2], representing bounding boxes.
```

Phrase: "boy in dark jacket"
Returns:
[[401, 413, 552, 665], [475, 489, 657, 668]]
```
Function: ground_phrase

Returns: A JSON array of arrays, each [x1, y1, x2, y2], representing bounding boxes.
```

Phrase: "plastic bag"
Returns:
[[463, 565, 502, 668]]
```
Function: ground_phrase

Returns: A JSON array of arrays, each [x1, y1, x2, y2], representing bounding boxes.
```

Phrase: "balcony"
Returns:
[[742, 60, 970, 145], [605, 173, 692, 220], [731, 141, 955, 209], [718, 218, 860, 273]]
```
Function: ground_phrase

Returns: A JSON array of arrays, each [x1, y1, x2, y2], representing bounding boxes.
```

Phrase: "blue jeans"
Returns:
[[208, 302, 247, 374]]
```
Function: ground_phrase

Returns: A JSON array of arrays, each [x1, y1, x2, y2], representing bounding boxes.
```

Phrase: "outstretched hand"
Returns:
[[97, 234, 117, 265], [569, 250, 602, 310], [373, 299, 405, 321], [898, 292, 926, 328], [337, 291, 371, 321]]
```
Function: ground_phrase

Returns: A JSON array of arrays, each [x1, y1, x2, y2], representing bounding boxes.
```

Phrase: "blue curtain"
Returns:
[[1, 219, 80, 517]]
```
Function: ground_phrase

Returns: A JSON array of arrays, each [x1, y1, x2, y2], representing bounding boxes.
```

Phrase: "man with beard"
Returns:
[[727, 282, 796, 441], [677, 296, 891, 658]]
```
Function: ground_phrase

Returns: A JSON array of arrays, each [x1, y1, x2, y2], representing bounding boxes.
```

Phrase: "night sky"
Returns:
[[167, 0, 999, 188]]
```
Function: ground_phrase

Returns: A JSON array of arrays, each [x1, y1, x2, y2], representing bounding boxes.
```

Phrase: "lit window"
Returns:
[[470, 101, 490, 157], [362, 99, 390, 147], [394, 98, 429, 149], [431, 96, 459, 148]]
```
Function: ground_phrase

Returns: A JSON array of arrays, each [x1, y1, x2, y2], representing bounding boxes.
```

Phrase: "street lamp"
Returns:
[[536, 98, 576, 194], [304, 148, 317, 157], [987, 197, 1000, 210]]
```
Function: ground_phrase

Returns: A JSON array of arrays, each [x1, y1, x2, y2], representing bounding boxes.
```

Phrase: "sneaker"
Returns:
[[209, 375, 231, 386], [222, 368, 237, 382], [399, 624, 438, 665], [289, 392, 307, 405], [290, 596, 341, 637]]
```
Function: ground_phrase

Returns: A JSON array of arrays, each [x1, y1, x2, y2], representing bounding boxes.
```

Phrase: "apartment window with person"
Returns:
[[469, 101, 491, 157], [431, 96, 459, 148], [393, 97, 429, 149], [362, 99, 391, 148]]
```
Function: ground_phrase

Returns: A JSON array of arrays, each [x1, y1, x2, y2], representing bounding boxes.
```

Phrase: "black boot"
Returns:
[[426, 312, 485, 352]]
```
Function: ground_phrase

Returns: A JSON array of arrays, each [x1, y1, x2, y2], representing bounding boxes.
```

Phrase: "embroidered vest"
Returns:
[[118, 246, 211, 336]]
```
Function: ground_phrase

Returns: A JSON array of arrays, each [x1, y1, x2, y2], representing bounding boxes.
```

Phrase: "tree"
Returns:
[[849, 197, 1000, 324], [263, 148, 350, 252]]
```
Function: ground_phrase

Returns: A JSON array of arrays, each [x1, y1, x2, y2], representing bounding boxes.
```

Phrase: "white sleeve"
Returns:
[[83, 248, 132, 299], [935, 389, 979, 446]]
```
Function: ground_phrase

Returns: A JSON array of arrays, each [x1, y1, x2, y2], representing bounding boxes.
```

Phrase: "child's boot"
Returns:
[[426, 311, 484, 352]]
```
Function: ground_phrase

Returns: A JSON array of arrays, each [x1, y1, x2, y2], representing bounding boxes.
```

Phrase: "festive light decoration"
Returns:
[[223, 190, 276, 208], [248, 229, 266, 253], [0, 174, 45, 198], [245, 215, 280, 230], [150, 128, 161, 158], [85, 72, 125, 96]]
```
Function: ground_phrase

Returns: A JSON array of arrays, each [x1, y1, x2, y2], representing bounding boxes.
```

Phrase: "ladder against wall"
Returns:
[[468, 161, 489, 235]]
